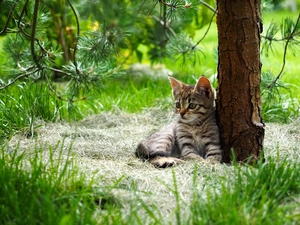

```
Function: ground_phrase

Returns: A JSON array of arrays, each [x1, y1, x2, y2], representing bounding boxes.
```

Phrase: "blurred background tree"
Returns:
[[0, 0, 299, 140], [1, 0, 298, 85], [0, 0, 216, 84]]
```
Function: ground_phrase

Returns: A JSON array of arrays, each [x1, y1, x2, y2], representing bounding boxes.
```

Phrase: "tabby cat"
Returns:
[[135, 76, 222, 167]]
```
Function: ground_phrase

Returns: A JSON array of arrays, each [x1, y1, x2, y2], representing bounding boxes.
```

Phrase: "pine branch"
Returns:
[[66, 0, 80, 74], [267, 13, 300, 88], [158, 0, 198, 20], [44, 75, 87, 103], [199, 0, 217, 13], [159, 0, 180, 9], [152, 15, 176, 37], [153, 0, 216, 64], [169, 8, 216, 59], [0, 68, 40, 90], [0, 0, 20, 35], [31, 0, 41, 69], [192, 9, 216, 50], [17, 0, 31, 39], [15, 0, 50, 64]]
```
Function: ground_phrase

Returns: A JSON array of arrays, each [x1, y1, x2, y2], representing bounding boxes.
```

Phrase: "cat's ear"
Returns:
[[194, 76, 213, 98], [169, 76, 184, 95]]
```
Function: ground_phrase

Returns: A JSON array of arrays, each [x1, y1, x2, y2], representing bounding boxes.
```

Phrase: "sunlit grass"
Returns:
[[0, 10, 299, 140], [2, 143, 300, 225], [0, 7, 300, 225], [0, 143, 104, 225], [97, 75, 172, 112], [0, 82, 72, 140], [186, 157, 300, 225]]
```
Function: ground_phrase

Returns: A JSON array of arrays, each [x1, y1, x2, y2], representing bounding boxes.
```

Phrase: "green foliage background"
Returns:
[[0, 0, 299, 139], [0, 1, 300, 224]]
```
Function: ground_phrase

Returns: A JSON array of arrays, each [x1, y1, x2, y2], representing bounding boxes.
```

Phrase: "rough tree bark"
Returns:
[[216, 0, 265, 163]]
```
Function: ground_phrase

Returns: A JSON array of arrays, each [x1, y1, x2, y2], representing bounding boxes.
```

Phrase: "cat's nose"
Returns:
[[180, 109, 186, 117]]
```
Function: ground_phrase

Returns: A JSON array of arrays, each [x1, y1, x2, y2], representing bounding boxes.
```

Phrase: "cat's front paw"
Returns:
[[206, 156, 222, 164], [183, 153, 205, 162], [150, 157, 184, 168]]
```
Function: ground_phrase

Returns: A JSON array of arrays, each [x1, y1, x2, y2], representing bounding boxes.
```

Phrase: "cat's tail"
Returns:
[[135, 143, 171, 160]]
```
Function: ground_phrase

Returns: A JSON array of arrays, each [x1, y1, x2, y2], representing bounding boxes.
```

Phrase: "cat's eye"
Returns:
[[188, 103, 197, 109], [175, 102, 181, 108]]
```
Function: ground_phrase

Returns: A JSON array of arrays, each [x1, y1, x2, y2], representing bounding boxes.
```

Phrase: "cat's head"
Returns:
[[169, 76, 215, 121]]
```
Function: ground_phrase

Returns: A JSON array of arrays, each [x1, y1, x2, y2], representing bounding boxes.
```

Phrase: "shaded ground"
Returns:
[[7, 109, 300, 219]]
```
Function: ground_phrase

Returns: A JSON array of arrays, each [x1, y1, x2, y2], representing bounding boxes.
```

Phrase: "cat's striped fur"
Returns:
[[135, 76, 222, 167]]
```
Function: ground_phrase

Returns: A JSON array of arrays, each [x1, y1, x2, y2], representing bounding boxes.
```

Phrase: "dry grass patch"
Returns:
[[7, 109, 300, 219]]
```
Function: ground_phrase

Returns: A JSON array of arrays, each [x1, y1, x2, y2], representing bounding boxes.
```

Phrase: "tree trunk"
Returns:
[[216, 0, 265, 163]]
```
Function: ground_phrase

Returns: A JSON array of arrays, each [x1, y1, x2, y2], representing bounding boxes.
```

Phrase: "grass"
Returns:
[[0, 10, 299, 139], [186, 158, 300, 225], [0, 143, 104, 225], [1, 141, 300, 224], [0, 69, 298, 141], [0, 75, 173, 140], [0, 8, 300, 225], [0, 82, 64, 140], [96, 75, 172, 112], [2, 110, 300, 225]]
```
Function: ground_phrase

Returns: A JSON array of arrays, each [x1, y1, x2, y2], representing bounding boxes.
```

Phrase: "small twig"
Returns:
[[175, 3, 216, 55], [268, 13, 300, 88], [137, 0, 156, 15], [199, 0, 217, 13], [152, 15, 176, 37], [17, 0, 31, 38], [31, 0, 42, 69], [44, 75, 69, 102], [163, 3, 170, 40], [192, 9, 216, 50], [158, 0, 176, 8], [44, 75, 87, 103], [158, 0, 194, 10], [261, 31, 300, 42], [17, 62, 36, 72], [15, 0, 53, 62], [15, 0, 51, 63], [0, 0, 20, 35], [45, 66, 76, 79], [66, 0, 80, 74], [0, 69, 40, 90]]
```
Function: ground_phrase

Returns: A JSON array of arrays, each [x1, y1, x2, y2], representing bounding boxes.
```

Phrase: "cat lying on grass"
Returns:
[[135, 76, 222, 168]]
